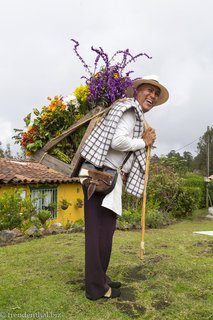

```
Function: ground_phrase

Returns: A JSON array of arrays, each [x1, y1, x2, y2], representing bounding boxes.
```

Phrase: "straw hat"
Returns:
[[126, 74, 169, 106]]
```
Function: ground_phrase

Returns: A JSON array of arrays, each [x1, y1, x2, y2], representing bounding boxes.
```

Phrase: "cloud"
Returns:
[[0, 0, 212, 158], [0, 118, 13, 145]]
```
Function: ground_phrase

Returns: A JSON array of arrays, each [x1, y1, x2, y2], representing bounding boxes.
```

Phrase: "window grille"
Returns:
[[31, 188, 57, 219]]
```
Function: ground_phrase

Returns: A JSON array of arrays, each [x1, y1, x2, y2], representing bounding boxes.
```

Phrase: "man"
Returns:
[[80, 75, 169, 300]]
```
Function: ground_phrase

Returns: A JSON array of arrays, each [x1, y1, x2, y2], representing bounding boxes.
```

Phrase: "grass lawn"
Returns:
[[0, 212, 213, 320]]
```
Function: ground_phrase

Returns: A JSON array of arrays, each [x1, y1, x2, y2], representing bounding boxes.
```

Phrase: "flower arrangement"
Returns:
[[13, 94, 89, 161], [71, 39, 151, 107], [13, 40, 151, 162]]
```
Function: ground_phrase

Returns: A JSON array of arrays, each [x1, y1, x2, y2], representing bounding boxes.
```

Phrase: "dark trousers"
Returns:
[[83, 188, 117, 300]]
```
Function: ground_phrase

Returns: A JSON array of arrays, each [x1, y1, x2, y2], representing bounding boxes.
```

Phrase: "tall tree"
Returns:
[[4, 143, 12, 158], [183, 151, 193, 171], [0, 142, 13, 158], [193, 126, 213, 175], [0, 142, 4, 158]]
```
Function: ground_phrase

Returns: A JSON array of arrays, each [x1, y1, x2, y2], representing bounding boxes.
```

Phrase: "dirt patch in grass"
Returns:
[[119, 287, 136, 301], [194, 240, 213, 254], [66, 279, 83, 285], [116, 302, 146, 319], [124, 265, 147, 282], [151, 295, 171, 310], [119, 245, 137, 255], [123, 254, 168, 283]]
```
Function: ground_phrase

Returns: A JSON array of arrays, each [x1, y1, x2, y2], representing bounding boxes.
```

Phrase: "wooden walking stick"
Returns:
[[140, 144, 151, 259]]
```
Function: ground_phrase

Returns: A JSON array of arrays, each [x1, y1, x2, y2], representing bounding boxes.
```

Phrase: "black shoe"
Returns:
[[108, 281, 122, 288], [103, 287, 121, 299]]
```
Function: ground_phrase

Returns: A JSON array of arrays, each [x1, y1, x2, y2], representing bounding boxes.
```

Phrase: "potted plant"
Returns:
[[75, 198, 83, 209], [60, 199, 71, 210]]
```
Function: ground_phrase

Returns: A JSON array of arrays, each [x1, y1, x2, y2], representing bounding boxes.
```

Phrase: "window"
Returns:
[[31, 188, 57, 219], [20, 190, 27, 200]]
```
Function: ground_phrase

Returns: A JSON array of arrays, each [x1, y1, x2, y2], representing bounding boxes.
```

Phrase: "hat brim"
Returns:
[[126, 79, 169, 106]]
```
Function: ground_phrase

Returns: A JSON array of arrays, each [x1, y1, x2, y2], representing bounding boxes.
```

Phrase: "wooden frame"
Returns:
[[31, 105, 111, 177]]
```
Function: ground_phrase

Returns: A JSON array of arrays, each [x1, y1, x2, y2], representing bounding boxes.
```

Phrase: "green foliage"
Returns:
[[37, 210, 52, 227], [208, 180, 213, 205], [145, 209, 164, 228], [121, 157, 207, 224], [182, 173, 206, 208], [71, 219, 84, 228], [118, 206, 173, 229], [147, 157, 205, 219], [118, 208, 141, 226], [165, 151, 189, 174], [193, 126, 213, 174], [147, 158, 182, 213], [172, 186, 202, 218], [122, 190, 142, 211], [0, 189, 36, 231]]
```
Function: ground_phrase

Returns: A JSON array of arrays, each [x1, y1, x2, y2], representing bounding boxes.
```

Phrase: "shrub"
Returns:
[[172, 186, 202, 218], [146, 158, 206, 218], [37, 210, 52, 227], [118, 208, 141, 226], [0, 189, 36, 231], [147, 159, 182, 214], [182, 173, 206, 208], [118, 206, 173, 229], [146, 209, 164, 228]]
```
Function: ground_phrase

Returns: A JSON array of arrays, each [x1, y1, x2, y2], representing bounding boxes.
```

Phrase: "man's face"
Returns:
[[136, 84, 160, 113]]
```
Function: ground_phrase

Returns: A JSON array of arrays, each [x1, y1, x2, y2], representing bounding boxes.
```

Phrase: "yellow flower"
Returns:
[[113, 73, 119, 79], [73, 84, 90, 104], [26, 150, 32, 156], [27, 126, 32, 132], [75, 113, 84, 120], [41, 114, 47, 121]]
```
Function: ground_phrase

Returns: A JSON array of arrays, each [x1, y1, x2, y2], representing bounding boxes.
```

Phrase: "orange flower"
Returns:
[[48, 104, 56, 112], [56, 100, 62, 107]]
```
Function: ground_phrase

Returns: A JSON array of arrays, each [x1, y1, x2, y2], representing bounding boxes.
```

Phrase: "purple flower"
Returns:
[[71, 39, 152, 108]]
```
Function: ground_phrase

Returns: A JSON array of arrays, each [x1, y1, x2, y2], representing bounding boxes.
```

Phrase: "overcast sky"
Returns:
[[0, 0, 212, 157]]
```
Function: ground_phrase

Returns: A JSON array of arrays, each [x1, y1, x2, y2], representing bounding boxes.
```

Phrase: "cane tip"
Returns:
[[140, 250, 145, 260]]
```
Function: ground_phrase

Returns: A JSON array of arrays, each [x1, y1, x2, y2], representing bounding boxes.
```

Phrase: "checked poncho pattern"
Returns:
[[80, 98, 147, 197]]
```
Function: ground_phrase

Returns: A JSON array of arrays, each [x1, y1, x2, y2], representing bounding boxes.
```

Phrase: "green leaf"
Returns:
[[33, 108, 40, 116], [13, 128, 24, 132], [23, 113, 31, 126]]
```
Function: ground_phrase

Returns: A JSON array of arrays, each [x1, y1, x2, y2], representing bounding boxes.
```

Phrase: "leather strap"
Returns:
[[120, 152, 132, 170]]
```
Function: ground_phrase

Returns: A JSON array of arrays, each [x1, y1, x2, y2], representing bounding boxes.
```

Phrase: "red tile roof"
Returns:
[[0, 158, 79, 185]]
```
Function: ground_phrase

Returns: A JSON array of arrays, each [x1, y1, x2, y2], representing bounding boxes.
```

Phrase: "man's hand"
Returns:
[[142, 127, 156, 146]]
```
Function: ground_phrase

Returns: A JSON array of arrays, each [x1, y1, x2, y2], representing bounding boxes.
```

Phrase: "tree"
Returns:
[[193, 126, 213, 175], [183, 151, 193, 171], [0, 141, 13, 158], [0, 142, 4, 158], [4, 143, 12, 158], [166, 150, 188, 174]]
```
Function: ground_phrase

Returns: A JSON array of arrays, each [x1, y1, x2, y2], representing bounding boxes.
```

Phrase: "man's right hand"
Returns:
[[142, 127, 156, 146]]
